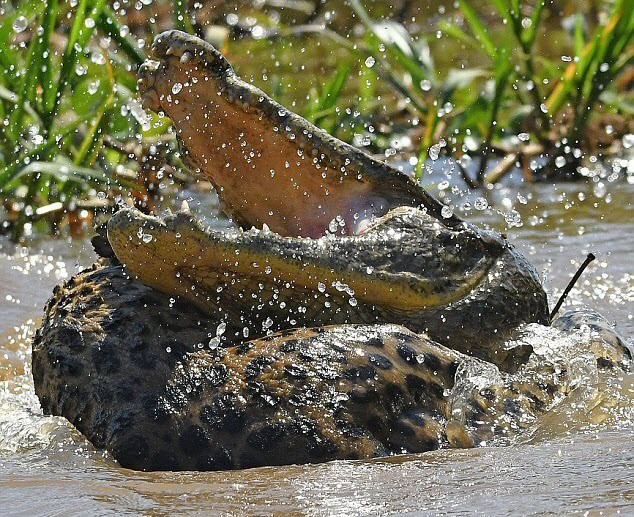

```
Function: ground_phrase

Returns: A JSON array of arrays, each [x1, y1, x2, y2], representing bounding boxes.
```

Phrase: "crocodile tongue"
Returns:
[[137, 30, 461, 238]]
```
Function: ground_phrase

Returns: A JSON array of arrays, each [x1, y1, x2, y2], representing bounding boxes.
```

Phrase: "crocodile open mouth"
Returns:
[[137, 30, 460, 238]]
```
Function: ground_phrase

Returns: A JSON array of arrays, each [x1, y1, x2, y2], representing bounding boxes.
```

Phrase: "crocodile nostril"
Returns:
[[140, 90, 161, 112], [137, 75, 152, 91], [149, 30, 234, 77], [151, 31, 175, 58]]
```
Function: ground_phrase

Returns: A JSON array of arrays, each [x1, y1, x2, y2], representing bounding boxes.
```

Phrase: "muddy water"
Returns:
[[1, 169, 632, 516]]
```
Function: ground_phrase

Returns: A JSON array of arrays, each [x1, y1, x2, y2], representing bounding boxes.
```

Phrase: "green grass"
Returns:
[[0, 0, 631, 239], [336, 0, 633, 183], [0, 0, 185, 239]]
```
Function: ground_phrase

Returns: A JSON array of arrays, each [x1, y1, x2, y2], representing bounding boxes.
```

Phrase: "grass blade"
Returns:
[[0, 1, 45, 74], [522, 0, 546, 48], [573, 13, 585, 58], [97, 6, 146, 66], [74, 53, 115, 166], [415, 108, 439, 180], [545, 4, 625, 116], [456, 0, 497, 61], [48, 0, 106, 122], [439, 21, 479, 49], [173, 0, 195, 34], [305, 63, 352, 126], [6, 28, 43, 141], [6, 160, 109, 187], [39, 0, 59, 125], [0, 122, 80, 191]]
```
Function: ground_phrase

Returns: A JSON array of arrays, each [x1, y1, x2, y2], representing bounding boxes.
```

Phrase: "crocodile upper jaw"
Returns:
[[137, 30, 460, 238]]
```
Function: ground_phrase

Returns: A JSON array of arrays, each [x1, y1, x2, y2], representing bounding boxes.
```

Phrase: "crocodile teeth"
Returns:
[[180, 200, 191, 214], [166, 47, 175, 56]]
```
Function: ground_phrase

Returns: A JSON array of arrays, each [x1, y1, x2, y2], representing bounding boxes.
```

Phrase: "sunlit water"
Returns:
[[1, 166, 632, 515]]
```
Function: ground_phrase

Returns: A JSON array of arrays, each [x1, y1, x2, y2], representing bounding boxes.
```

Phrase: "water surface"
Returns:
[[1, 171, 632, 516]]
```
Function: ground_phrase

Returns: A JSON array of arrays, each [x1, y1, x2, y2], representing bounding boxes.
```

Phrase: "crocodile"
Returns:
[[32, 31, 631, 472]]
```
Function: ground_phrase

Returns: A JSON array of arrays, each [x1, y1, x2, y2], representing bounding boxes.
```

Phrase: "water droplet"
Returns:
[[317, 282, 326, 293], [349, 297, 358, 307], [593, 182, 607, 198], [142, 233, 153, 243], [504, 210, 523, 228], [441, 205, 454, 218], [474, 197, 488, 210], [12, 16, 28, 33], [429, 144, 441, 160], [420, 79, 432, 91], [555, 156, 566, 168], [87, 81, 100, 95], [364, 56, 376, 68], [29, 133, 43, 145], [171, 82, 183, 95], [128, 100, 152, 131], [458, 154, 472, 168]]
